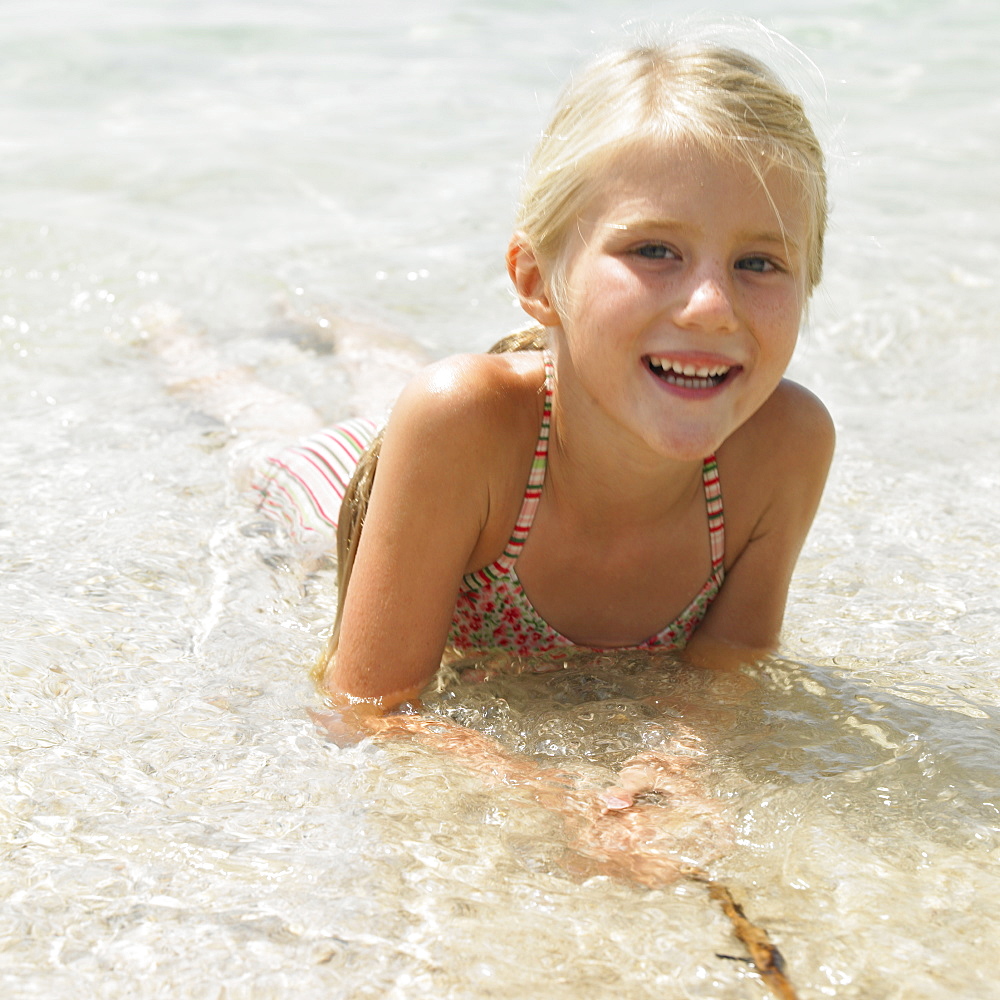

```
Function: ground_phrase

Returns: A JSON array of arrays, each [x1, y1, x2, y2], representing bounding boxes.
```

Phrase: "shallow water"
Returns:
[[2, 1, 999, 997]]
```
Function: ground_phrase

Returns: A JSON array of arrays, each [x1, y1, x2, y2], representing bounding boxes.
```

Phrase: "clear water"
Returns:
[[1, 1, 999, 997]]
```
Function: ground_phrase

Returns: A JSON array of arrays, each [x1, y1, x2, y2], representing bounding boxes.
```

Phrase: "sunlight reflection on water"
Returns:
[[1, 0, 999, 996]]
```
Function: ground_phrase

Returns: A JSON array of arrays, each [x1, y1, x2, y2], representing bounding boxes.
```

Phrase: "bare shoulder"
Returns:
[[386, 350, 545, 444], [377, 350, 546, 549], [733, 378, 835, 477], [757, 378, 834, 441], [717, 378, 834, 546]]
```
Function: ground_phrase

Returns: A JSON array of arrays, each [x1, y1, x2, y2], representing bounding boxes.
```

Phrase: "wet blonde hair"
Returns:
[[318, 41, 827, 678], [518, 43, 827, 296]]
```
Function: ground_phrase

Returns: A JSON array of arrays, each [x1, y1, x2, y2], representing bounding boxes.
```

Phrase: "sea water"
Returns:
[[1, 1, 998, 997]]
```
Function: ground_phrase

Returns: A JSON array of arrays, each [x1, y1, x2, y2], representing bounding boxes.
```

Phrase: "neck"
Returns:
[[545, 381, 707, 529]]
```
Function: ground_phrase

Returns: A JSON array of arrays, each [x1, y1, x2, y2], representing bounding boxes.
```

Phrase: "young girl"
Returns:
[[225, 42, 835, 926], [253, 40, 834, 721]]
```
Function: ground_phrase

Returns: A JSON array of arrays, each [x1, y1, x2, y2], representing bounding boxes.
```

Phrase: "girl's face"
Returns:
[[548, 140, 810, 463]]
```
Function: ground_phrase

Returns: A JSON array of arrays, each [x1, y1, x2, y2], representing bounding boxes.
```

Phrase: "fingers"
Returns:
[[306, 707, 365, 748], [616, 761, 680, 796], [597, 785, 635, 813]]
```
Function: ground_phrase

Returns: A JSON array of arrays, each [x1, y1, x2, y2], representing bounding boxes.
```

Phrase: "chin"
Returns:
[[649, 428, 728, 462]]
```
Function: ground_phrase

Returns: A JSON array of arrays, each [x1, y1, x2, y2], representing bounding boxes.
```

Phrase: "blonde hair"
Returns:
[[517, 43, 827, 295]]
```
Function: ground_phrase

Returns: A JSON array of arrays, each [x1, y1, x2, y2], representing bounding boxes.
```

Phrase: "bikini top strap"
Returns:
[[462, 350, 553, 588], [499, 350, 553, 563], [702, 454, 726, 581], [466, 357, 721, 590]]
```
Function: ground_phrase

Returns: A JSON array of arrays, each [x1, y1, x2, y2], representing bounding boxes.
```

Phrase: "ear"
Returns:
[[506, 233, 561, 327]]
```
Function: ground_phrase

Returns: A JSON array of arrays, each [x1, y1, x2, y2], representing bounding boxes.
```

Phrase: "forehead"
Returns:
[[580, 139, 810, 243]]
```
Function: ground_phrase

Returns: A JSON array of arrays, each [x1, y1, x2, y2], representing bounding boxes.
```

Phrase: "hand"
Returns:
[[563, 752, 733, 889], [596, 749, 705, 813], [307, 700, 422, 748]]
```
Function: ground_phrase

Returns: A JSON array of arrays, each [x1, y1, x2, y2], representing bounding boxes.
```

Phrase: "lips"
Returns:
[[645, 356, 737, 390]]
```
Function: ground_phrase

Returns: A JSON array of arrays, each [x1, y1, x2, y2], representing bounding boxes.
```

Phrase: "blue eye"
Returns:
[[634, 244, 676, 260], [737, 255, 778, 273]]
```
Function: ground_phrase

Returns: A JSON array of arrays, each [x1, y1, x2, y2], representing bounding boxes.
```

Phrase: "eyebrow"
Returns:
[[603, 218, 801, 251]]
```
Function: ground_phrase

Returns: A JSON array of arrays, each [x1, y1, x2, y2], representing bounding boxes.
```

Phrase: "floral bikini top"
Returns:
[[447, 353, 726, 658]]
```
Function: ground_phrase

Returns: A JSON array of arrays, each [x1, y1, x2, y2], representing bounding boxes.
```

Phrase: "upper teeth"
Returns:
[[648, 358, 730, 378]]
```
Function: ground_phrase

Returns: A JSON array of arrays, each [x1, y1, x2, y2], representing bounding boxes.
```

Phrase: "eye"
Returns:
[[632, 243, 678, 261], [736, 255, 781, 274]]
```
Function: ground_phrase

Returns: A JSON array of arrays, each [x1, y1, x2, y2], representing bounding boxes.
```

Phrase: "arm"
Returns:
[[310, 357, 577, 783], [686, 379, 835, 670], [619, 389, 834, 817], [308, 356, 704, 842], [319, 356, 499, 707]]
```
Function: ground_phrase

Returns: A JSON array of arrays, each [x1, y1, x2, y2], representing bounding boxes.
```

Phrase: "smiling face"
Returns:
[[543, 140, 810, 463]]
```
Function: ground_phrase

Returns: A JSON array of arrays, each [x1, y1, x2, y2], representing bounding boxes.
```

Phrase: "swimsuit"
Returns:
[[250, 416, 379, 550], [250, 352, 725, 657]]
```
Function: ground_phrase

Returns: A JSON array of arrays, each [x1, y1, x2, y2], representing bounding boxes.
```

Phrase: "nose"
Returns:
[[673, 265, 738, 335]]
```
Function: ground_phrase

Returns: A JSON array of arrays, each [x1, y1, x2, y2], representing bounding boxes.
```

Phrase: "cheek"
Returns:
[[559, 265, 630, 333], [773, 300, 802, 341], [770, 324, 800, 371], [754, 292, 803, 358]]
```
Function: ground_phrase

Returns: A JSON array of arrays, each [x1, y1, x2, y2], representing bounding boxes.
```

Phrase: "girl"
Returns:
[[253, 40, 834, 721], [244, 41, 835, 976]]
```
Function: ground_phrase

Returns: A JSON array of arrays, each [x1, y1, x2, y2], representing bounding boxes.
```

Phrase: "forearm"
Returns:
[[308, 698, 573, 805], [309, 694, 710, 824], [682, 630, 773, 674], [309, 694, 727, 891]]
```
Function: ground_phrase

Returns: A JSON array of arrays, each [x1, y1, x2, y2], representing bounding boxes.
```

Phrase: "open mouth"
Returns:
[[646, 356, 736, 390]]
